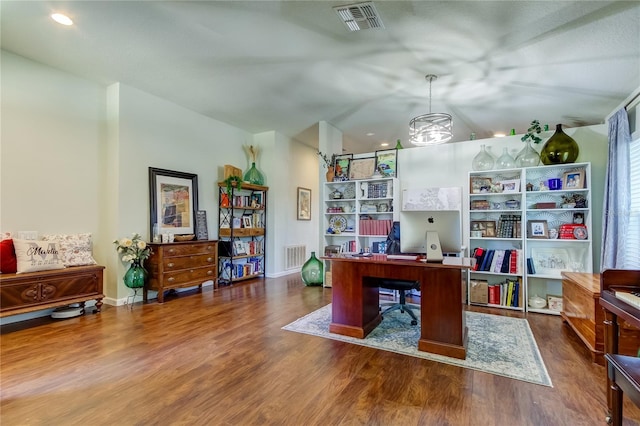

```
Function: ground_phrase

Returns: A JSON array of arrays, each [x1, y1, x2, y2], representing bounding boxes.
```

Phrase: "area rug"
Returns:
[[282, 304, 552, 387]]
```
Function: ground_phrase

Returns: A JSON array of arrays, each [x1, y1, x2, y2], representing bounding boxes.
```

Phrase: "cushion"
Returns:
[[13, 239, 65, 273], [0, 239, 18, 274], [41, 233, 97, 267]]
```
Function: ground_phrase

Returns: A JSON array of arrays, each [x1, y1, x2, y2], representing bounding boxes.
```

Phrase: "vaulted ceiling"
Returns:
[[2, 1, 639, 153]]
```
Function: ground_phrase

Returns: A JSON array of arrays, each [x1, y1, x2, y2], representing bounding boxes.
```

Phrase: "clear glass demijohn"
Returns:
[[471, 144, 495, 171], [495, 148, 516, 169]]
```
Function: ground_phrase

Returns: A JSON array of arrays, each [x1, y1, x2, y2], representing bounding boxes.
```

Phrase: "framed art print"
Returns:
[[297, 187, 311, 220], [334, 154, 352, 181], [149, 167, 198, 237], [375, 149, 397, 177], [349, 157, 376, 180]]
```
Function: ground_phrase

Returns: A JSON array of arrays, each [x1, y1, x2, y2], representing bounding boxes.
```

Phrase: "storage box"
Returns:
[[547, 295, 563, 312], [535, 202, 556, 209], [469, 280, 488, 304], [224, 164, 242, 179]]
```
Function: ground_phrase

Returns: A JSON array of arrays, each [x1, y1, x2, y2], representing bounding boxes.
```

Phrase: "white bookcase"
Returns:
[[467, 162, 593, 315], [323, 177, 399, 255]]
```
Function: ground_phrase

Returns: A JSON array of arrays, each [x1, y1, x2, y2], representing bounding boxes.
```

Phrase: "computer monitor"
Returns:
[[400, 210, 462, 261]]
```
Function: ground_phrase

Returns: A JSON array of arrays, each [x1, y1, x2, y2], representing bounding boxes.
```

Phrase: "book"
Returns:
[[480, 249, 494, 271], [492, 250, 505, 273], [509, 249, 518, 274], [472, 247, 485, 271], [500, 250, 511, 273]]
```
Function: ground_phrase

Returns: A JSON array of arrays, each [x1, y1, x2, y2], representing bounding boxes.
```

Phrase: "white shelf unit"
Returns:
[[523, 162, 593, 315], [468, 168, 525, 312], [323, 177, 399, 255], [466, 163, 593, 315]]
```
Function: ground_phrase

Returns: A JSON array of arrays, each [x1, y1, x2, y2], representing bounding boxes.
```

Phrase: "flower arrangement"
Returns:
[[244, 145, 259, 163], [318, 151, 336, 169], [113, 233, 152, 264], [521, 120, 543, 144]]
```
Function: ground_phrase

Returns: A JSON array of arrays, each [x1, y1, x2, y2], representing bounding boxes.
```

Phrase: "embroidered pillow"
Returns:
[[41, 233, 97, 267], [0, 239, 18, 273], [13, 239, 65, 273]]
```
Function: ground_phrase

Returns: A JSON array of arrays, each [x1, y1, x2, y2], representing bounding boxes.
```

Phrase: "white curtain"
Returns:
[[601, 108, 632, 269]]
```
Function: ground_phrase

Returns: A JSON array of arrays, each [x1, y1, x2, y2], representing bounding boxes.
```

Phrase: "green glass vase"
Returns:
[[540, 124, 579, 165], [301, 251, 323, 286], [244, 162, 265, 185], [124, 260, 147, 289]]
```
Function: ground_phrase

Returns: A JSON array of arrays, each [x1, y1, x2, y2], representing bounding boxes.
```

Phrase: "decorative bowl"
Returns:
[[528, 295, 547, 309], [174, 234, 195, 242]]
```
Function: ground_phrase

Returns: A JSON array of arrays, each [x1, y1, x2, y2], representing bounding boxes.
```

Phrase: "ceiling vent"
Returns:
[[334, 2, 385, 32]]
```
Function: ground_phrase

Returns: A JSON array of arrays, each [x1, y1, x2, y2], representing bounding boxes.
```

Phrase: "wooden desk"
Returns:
[[324, 256, 469, 359], [599, 269, 640, 425]]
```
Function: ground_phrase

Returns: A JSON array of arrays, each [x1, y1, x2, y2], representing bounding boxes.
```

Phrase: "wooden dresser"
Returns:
[[0, 265, 104, 317], [561, 271, 640, 365], [145, 240, 218, 303]]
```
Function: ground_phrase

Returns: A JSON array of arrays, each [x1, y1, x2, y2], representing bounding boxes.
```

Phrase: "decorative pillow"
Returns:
[[0, 239, 18, 273], [41, 233, 97, 267], [13, 239, 65, 273]]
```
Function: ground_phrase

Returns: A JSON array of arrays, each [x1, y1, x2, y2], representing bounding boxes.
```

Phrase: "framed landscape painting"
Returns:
[[149, 167, 198, 237]]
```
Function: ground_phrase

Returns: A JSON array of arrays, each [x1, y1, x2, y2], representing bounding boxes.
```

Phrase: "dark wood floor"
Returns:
[[1, 274, 639, 425]]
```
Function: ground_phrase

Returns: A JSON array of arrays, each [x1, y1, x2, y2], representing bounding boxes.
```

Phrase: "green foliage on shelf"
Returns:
[[224, 175, 243, 194], [521, 120, 543, 144]]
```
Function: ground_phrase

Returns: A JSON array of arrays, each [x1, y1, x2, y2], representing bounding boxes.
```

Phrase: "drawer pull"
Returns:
[[168, 263, 174, 268], [167, 277, 175, 282], [207, 270, 214, 275], [207, 257, 213, 262], [168, 249, 175, 254]]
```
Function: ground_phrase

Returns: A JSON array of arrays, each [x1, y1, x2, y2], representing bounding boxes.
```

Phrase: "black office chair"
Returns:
[[379, 279, 420, 325]]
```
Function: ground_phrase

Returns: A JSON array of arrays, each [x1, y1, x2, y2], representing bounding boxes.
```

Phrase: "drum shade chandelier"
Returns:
[[409, 74, 453, 146]]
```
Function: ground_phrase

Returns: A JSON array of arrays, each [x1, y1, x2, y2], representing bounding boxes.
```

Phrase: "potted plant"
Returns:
[[224, 175, 243, 194], [318, 151, 337, 182], [516, 120, 542, 167]]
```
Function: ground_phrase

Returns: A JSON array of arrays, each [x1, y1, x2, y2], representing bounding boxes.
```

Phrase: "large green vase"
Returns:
[[540, 124, 579, 165], [244, 162, 265, 185], [124, 260, 147, 289], [301, 252, 323, 286]]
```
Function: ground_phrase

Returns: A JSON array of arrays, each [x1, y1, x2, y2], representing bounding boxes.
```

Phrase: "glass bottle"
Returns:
[[243, 162, 265, 185], [301, 252, 323, 286], [471, 144, 495, 171], [540, 124, 579, 165], [395, 139, 403, 149], [495, 148, 516, 169], [124, 260, 147, 289], [515, 140, 540, 167]]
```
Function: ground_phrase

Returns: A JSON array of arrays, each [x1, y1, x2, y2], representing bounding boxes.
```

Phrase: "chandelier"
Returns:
[[409, 74, 453, 146]]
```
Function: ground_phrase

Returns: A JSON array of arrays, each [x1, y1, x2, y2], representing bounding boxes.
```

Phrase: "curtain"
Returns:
[[601, 108, 632, 269]]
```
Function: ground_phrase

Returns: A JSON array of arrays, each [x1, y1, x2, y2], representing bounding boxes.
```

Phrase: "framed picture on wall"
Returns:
[[149, 167, 198, 237], [349, 157, 376, 180], [375, 149, 397, 177], [297, 187, 311, 220]]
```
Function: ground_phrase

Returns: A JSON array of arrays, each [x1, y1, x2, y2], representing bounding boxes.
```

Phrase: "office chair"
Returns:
[[379, 279, 420, 325]]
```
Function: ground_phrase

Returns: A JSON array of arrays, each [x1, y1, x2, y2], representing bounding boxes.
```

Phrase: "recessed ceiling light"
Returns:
[[51, 13, 73, 26], [494, 133, 506, 138], [366, 132, 375, 136], [380, 142, 389, 147]]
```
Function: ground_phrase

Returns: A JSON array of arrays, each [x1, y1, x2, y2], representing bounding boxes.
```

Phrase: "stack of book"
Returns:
[[496, 214, 521, 238], [471, 247, 522, 274]]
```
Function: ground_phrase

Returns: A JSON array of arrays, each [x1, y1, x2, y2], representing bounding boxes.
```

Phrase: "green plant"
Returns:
[[318, 151, 336, 169], [224, 175, 243, 194], [521, 120, 543, 144]]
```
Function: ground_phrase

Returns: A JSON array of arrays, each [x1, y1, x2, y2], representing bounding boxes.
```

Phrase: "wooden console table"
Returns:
[[145, 240, 218, 303], [0, 265, 104, 317], [324, 256, 469, 359]]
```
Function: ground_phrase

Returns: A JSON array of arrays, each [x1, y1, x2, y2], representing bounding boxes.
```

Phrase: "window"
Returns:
[[625, 137, 640, 268]]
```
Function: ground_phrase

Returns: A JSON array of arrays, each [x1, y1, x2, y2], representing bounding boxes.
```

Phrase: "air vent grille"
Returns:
[[334, 2, 385, 32]]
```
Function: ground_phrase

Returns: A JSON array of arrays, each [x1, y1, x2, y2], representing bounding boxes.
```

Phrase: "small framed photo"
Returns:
[[500, 179, 521, 193], [470, 177, 492, 194], [349, 157, 376, 180], [232, 217, 242, 228], [233, 241, 247, 255], [250, 192, 263, 208], [242, 215, 252, 228], [195, 210, 209, 240], [527, 220, 549, 238], [334, 154, 352, 181], [547, 295, 563, 312], [562, 170, 585, 189], [573, 212, 585, 225], [470, 220, 497, 237], [375, 149, 397, 177], [297, 187, 311, 220]]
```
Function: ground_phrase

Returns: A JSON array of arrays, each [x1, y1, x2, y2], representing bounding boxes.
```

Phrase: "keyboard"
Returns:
[[614, 290, 640, 309], [387, 254, 418, 261]]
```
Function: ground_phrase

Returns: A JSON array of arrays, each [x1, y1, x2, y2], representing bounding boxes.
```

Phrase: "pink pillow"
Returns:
[[0, 239, 18, 273]]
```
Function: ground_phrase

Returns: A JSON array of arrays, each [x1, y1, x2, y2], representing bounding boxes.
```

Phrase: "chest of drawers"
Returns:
[[145, 240, 217, 303]]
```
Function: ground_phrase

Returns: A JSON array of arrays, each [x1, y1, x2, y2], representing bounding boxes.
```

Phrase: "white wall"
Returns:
[[396, 124, 608, 271], [1, 51, 321, 323]]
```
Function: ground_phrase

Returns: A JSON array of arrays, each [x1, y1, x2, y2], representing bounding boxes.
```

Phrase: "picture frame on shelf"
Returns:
[[251, 192, 263, 208], [547, 295, 563, 312], [500, 179, 521, 193], [233, 241, 247, 255], [334, 154, 352, 181], [573, 212, 585, 225], [297, 187, 311, 220], [527, 220, 549, 238], [232, 217, 242, 228], [470, 220, 496, 237], [149, 167, 198, 237], [375, 149, 397, 177], [470, 177, 492, 194], [562, 170, 585, 189], [531, 248, 570, 275], [349, 157, 376, 180], [242, 215, 252, 228]]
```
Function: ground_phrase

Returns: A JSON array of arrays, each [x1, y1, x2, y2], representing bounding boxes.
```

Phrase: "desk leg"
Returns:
[[604, 309, 620, 420], [418, 268, 467, 359]]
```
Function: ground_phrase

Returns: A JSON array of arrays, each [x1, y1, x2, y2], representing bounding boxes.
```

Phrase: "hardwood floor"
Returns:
[[1, 274, 639, 425]]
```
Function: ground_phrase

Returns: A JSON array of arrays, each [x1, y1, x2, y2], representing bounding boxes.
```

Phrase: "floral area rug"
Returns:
[[282, 304, 552, 387]]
